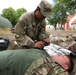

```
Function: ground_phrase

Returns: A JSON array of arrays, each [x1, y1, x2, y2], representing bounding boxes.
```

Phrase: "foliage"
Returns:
[[47, 12, 58, 29], [47, 3, 67, 29], [1, 7, 27, 27], [47, 0, 76, 30], [15, 8, 27, 23], [1, 7, 15, 27], [56, 0, 76, 14]]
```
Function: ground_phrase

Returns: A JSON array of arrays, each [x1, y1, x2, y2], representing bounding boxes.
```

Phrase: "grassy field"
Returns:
[[0, 28, 15, 40], [0, 28, 76, 39], [46, 30, 76, 37]]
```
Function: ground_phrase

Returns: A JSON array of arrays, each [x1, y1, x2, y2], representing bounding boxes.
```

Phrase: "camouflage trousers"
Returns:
[[8, 40, 31, 50], [25, 57, 70, 75], [8, 40, 22, 50]]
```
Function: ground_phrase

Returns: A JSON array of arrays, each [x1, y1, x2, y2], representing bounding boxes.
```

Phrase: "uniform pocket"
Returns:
[[27, 25, 34, 37]]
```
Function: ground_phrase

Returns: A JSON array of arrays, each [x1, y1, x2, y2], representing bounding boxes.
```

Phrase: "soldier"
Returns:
[[13, 0, 52, 49], [0, 49, 74, 75]]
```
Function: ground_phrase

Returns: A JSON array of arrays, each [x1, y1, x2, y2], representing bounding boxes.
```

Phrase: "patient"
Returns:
[[52, 54, 73, 72], [0, 49, 74, 75]]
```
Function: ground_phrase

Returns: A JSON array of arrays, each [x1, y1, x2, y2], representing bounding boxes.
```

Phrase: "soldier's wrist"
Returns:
[[28, 42, 35, 48]]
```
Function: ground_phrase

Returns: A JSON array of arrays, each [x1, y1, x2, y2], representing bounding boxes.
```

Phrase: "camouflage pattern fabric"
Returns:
[[25, 57, 70, 75], [15, 12, 48, 48], [49, 35, 76, 53]]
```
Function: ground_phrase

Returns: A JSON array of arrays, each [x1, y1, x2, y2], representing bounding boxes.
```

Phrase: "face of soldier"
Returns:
[[35, 9, 45, 20], [52, 54, 70, 71]]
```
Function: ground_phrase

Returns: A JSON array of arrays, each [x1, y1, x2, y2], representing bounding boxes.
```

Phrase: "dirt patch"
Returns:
[[0, 28, 11, 34], [0, 30, 76, 39], [46, 30, 76, 37], [0, 28, 15, 40]]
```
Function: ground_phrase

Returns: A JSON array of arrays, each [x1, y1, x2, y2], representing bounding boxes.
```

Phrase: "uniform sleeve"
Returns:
[[38, 21, 49, 40], [15, 13, 28, 35], [53, 66, 70, 75], [15, 13, 35, 47]]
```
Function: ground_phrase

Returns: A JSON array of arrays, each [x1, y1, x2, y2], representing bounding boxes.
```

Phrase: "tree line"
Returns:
[[1, 0, 76, 29], [1, 7, 27, 27], [47, 0, 76, 30]]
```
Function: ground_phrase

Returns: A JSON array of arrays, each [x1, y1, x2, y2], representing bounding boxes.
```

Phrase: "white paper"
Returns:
[[0, 39, 5, 43], [44, 43, 72, 56]]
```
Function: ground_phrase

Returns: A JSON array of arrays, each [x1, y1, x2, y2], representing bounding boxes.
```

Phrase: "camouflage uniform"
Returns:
[[14, 0, 52, 48], [25, 57, 70, 75], [15, 12, 47, 47]]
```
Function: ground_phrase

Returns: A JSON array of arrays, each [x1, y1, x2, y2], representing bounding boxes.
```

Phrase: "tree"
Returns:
[[1, 7, 27, 27], [56, 0, 76, 14], [47, 0, 76, 30], [47, 3, 67, 30], [1, 7, 16, 27], [15, 8, 27, 23], [47, 12, 59, 29], [55, 3, 67, 27]]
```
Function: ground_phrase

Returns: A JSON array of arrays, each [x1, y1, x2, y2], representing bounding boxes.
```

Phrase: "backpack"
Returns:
[[0, 37, 9, 50]]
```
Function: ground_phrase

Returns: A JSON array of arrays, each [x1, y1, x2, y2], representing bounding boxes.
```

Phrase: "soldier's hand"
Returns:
[[34, 41, 44, 49]]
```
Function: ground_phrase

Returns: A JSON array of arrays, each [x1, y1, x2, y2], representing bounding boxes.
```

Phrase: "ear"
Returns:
[[63, 65, 69, 70]]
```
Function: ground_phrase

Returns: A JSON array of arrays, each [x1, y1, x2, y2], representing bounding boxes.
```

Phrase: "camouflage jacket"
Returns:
[[25, 57, 70, 75], [15, 12, 48, 47]]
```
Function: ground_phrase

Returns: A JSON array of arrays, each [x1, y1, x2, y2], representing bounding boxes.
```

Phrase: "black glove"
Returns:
[[43, 41, 50, 46]]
